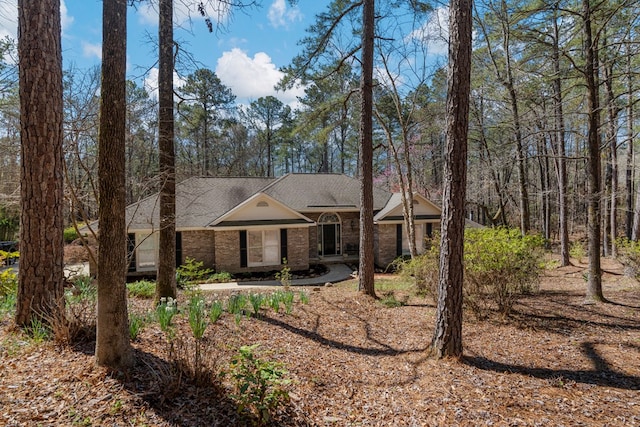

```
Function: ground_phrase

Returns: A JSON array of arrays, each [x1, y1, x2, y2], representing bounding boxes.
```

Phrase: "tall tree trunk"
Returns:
[[432, 0, 471, 359], [583, 0, 604, 303], [156, 0, 177, 301], [603, 59, 618, 258], [96, 0, 133, 368], [625, 44, 640, 241], [16, 0, 65, 327], [625, 45, 635, 240], [358, 0, 376, 297], [552, 3, 570, 265]]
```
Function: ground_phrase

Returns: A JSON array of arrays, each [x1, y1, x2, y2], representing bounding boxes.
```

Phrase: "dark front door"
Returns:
[[322, 224, 336, 256]]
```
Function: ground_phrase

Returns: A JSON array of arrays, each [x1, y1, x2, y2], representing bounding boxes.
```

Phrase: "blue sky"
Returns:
[[0, 1, 449, 107], [0, 0, 330, 105]]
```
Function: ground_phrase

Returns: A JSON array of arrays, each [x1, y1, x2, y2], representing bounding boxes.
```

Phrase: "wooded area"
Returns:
[[1, 0, 639, 251], [1, 1, 639, 424]]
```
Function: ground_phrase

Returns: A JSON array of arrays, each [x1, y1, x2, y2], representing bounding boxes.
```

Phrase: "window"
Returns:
[[137, 233, 158, 271], [247, 229, 280, 267], [318, 212, 341, 256]]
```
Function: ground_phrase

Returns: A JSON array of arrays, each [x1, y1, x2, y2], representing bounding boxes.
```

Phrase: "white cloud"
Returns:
[[61, 0, 74, 34], [82, 42, 102, 61], [144, 67, 186, 100], [0, 1, 17, 41], [215, 48, 304, 107], [407, 6, 449, 56], [0, 0, 73, 40], [267, 0, 302, 29]]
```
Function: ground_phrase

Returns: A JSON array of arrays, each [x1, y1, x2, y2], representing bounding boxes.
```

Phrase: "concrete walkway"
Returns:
[[199, 263, 354, 291]]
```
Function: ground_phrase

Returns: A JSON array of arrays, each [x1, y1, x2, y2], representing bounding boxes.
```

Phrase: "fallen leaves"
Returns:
[[1, 257, 639, 426]]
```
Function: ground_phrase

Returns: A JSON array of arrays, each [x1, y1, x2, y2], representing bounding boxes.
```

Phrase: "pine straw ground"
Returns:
[[1, 257, 639, 427]]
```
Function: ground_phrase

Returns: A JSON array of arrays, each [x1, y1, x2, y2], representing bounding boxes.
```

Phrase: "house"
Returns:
[[125, 173, 441, 276]]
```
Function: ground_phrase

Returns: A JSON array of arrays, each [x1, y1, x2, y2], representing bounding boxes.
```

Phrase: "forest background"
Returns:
[[0, 0, 638, 258]]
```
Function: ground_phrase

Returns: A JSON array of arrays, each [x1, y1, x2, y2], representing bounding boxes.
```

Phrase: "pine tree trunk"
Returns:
[[432, 0, 471, 359], [96, 0, 133, 368], [156, 0, 177, 301], [583, 0, 604, 303], [358, 0, 376, 297], [16, 0, 65, 327], [552, 5, 570, 265]]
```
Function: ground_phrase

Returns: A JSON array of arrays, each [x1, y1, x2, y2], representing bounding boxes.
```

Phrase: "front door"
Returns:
[[321, 224, 337, 256], [318, 212, 342, 257]]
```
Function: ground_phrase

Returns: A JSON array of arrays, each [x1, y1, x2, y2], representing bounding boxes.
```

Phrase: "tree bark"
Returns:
[[582, 0, 604, 303], [16, 0, 65, 327], [358, 0, 376, 297], [551, 4, 570, 266], [156, 0, 177, 301], [96, 0, 133, 368], [432, 0, 471, 359], [625, 44, 635, 240]]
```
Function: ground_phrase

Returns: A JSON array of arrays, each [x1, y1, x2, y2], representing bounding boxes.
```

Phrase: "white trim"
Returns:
[[209, 192, 313, 226], [211, 223, 314, 232]]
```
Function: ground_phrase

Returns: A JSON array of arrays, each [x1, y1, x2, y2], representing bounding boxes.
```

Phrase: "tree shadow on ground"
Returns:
[[465, 341, 640, 391], [72, 341, 311, 427], [258, 310, 428, 357]]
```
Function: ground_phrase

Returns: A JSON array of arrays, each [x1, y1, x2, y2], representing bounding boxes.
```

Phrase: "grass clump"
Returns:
[[209, 300, 224, 323], [127, 280, 155, 299]]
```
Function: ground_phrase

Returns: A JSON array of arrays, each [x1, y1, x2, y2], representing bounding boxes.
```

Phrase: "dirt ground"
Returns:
[[0, 257, 638, 426]]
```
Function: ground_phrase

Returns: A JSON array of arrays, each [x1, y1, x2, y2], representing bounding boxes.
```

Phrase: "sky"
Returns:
[[0, 0, 330, 106], [0, 1, 449, 107]]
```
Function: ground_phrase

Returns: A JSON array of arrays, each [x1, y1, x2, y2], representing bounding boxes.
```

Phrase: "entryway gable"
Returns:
[[374, 193, 441, 222], [209, 192, 313, 226]]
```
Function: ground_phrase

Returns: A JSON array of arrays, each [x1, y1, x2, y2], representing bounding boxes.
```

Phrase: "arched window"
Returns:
[[318, 212, 341, 257]]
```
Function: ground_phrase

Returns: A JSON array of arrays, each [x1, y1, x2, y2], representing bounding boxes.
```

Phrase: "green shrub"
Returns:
[[0, 250, 19, 266], [176, 257, 214, 288], [63, 226, 81, 244], [0, 268, 17, 299], [569, 240, 586, 262], [275, 258, 291, 289], [616, 238, 640, 278], [0, 269, 16, 317], [210, 271, 233, 282], [397, 227, 544, 318], [127, 280, 156, 299], [396, 247, 439, 297], [463, 228, 544, 317], [228, 344, 291, 426]]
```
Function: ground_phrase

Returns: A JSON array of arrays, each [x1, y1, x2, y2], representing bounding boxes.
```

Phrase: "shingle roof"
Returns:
[[126, 177, 274, 229], [126, 174, 392, 230], [264, 173, 391, 211]]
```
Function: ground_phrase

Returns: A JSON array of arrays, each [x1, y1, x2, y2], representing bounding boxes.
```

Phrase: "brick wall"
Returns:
[[214, 230, 241, 273], [376, 223, 397, 268], [215, 227, 309, 274], [181, 230, 215, 269], [284, 227, 309, 271]]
